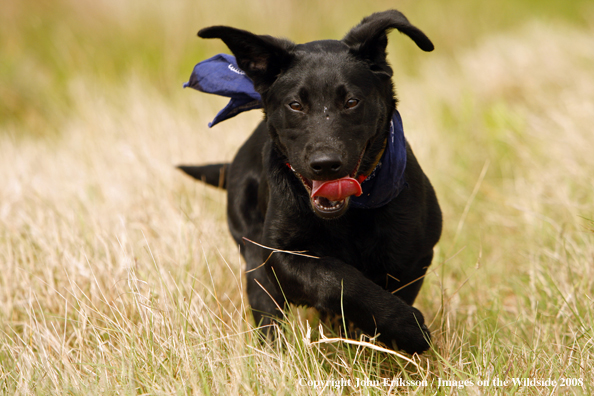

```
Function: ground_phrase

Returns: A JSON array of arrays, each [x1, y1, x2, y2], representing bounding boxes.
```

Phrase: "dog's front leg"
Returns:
[[266, 253, 431, 354]]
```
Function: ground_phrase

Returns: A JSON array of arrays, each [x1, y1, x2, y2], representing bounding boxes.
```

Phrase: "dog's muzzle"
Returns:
[[287, 152, 366, 219]]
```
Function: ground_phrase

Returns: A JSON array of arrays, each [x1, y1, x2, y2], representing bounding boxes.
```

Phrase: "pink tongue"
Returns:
[[311, 177, 363, 201]]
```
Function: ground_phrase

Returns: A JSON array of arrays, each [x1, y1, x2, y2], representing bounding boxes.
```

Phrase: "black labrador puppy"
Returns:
[[179, 10, 442, 354]]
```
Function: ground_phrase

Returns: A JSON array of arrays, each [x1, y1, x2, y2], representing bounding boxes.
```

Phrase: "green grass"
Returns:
[[1, 0, 594, 394]]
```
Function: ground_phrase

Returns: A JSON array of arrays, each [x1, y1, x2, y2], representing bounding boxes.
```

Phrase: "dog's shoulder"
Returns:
[[226, 121, 271, 242]]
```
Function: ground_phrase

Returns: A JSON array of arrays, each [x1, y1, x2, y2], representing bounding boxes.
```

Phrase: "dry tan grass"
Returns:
[[1, 1, 593, 393]]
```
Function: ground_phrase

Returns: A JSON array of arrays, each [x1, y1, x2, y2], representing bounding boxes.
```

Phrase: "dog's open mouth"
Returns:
[[287, 152, 365, 218]]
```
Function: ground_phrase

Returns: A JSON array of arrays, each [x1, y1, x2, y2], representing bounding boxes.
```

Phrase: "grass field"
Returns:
[[1, 0, 594, 394]]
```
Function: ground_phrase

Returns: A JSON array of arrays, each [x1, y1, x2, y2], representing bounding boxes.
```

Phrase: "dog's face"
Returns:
[[199, 10, 433, 219]]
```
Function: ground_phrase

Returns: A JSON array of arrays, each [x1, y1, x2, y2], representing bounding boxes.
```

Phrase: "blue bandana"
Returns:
[[183, 53, 262, 127], [350, 112, 407, 209], [185, 54, 407, 208]]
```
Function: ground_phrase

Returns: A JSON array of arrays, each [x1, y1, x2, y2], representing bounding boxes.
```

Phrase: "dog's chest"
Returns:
[[311, 211, 407, 274]]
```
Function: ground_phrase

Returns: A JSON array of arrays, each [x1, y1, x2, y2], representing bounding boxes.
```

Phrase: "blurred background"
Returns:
[[2, 0, 592, 137]]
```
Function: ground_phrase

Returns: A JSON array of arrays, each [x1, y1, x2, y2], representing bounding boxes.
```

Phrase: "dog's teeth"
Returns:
[[313, 196, 346, 212]]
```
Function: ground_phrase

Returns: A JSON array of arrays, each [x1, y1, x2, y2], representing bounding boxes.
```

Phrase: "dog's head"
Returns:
[[199, 10, 433, 219]]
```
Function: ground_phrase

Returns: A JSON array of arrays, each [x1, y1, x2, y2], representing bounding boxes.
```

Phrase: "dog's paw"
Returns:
[[381, 307, 431, 355], [398, 323, 431, 355]]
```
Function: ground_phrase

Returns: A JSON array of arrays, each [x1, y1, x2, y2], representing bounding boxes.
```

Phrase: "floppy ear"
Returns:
[[198, 26, 295, 92], [342, 10, 434, 76]]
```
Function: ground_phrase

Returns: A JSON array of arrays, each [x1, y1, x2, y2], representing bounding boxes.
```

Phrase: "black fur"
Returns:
[[178, 10, 441, 354]]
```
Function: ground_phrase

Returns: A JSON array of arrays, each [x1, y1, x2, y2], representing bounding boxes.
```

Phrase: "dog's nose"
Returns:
[[309, 153, 342, 177]]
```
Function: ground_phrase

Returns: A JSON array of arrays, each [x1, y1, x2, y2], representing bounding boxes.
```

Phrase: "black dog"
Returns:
[[179, 10, 442, 354]]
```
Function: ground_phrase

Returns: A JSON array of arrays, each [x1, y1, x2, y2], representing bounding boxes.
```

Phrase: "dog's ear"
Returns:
[[198, 26, 295, 92], [343, 10, 433, 76]]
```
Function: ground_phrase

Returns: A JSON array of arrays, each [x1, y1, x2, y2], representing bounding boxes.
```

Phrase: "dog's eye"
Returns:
[[289, 101, 304, 112], [345, 98, 359, 109]]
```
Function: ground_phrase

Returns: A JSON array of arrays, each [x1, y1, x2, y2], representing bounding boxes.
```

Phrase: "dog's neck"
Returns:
[[361, 137, 388, 182], [349, 112, 408, 209]]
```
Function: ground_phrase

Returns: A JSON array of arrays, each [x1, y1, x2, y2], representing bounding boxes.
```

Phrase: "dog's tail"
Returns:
[[177, 163, 229, 190]]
